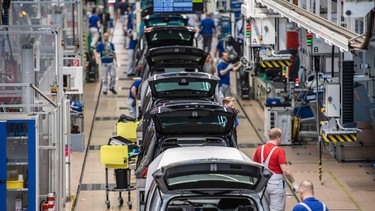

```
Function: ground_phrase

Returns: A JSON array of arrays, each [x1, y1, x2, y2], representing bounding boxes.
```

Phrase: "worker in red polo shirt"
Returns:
[[253, 127, 298, 211]]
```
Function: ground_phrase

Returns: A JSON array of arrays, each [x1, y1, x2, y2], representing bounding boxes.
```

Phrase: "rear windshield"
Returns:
[[157, 112, 229, 134], [155, 81, 212, 93], [147, 19, 186, 27], [147, 30, 193, 43]]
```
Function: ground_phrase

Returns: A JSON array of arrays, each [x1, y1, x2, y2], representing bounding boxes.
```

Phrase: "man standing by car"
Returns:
[[128, 79, 141, 119], [293, 180, 329, 211], [253, 127, 298, 211], [222, 97, 239, 144], [96, 32, 117, 95], [217, 52, 241, 97], [199, 13, 216, 54]]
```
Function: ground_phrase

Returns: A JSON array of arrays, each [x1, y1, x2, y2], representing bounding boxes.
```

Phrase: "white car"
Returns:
[[143, 146, 272, 211]]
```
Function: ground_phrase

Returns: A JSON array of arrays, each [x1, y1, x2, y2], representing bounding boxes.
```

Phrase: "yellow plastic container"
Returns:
[[100, 145, 128, 169], [117, 121, 139, 142], [6, 180, 24, 189]]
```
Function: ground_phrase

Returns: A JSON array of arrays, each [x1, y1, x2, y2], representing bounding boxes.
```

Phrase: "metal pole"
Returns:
[[315, 65, 322, 182]]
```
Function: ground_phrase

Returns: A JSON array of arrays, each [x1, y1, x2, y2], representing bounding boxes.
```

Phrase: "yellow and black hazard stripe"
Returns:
[[321, 132, 357, 143], [260, 60, 291, 68]]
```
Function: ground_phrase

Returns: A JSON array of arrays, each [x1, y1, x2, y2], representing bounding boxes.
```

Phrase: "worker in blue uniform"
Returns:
[[128, 79, 141, 119], [293, 180, 329, 211], [199, 13, 216, 53]]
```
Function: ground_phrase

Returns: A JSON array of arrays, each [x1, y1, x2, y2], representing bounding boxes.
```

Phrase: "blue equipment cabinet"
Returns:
[[0, 118, 37, 211]]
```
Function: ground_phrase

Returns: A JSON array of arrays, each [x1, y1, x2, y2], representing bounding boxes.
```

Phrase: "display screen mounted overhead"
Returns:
[[153, 0, 203, 13]]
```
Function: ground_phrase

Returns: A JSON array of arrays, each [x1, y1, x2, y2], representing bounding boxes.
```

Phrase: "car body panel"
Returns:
[[145, 45, 207, 71], [149, 101, 236, 136], [144, 147, 272, 211], [153, 160, 271, 194], [144, 26, 196, 48]]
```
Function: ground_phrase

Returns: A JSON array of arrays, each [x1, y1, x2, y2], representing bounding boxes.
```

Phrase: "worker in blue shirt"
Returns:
[[128, 79, 141, 119], [96, 32, 117, 95], [88, 8, 101, 49], [293, 180, 329, 211], [199, 13, 216, 54], [127, 30, 137, 77], [214, 35, 225, 63], [217, 52, 241, 97]]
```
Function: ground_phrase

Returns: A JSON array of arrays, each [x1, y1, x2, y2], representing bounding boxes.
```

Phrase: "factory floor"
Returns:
[[65, 21, 375, 211]]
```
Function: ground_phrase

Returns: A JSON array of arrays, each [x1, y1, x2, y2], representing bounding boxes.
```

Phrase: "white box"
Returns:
[[324, 83, 340, 117]]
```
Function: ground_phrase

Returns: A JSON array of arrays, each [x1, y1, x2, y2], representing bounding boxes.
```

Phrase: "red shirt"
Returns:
[[253, 143, 287, 174]]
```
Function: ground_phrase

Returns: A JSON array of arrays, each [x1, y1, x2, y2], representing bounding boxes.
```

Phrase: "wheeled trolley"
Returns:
[[100, 145, 136, 209], [104, 167, 136, 209]]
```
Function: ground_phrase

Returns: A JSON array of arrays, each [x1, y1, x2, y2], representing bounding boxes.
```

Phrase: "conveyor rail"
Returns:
[[256, 0, 364, 52]]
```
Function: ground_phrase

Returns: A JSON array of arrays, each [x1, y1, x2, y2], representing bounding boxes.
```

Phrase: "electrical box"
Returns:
[[264, 105, 292, 145], [324, 83, 340, 117]]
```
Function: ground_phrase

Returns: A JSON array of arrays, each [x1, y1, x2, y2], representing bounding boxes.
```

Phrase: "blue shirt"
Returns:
[[199, 18, 215, 35], [217, 62, 231, 86], [293, 197, 328, 211], [96, 42, 115, 63], [128, 39, 137, 50], [127, 12, 134, 29], [89, 15, 100, 29], [216, 39, 225, 58], [129, 79, 141, 99]]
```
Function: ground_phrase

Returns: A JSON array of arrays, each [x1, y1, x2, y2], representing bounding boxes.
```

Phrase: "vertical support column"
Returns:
[[306, 0, 311, 12], [21, 43, 34, 113], [327, 0, 332, 22], [315, 0, 320, 16], [336, 0, 342, 25]]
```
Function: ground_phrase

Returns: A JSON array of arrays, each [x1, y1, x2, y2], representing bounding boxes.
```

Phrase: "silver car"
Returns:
[[144, 146, 272, 211]]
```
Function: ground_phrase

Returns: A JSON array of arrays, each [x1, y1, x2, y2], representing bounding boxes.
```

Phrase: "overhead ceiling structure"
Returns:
[[254, 0, 372, 52]]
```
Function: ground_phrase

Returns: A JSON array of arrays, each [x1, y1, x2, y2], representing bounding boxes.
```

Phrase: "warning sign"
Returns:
[[73, 59, 80, 66]]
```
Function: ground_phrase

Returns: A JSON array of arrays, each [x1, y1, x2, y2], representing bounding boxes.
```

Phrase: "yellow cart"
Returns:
[[100, 145, 136, 209]]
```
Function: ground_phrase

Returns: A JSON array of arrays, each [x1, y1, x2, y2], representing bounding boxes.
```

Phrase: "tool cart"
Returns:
[[100, 141, 137, 209]]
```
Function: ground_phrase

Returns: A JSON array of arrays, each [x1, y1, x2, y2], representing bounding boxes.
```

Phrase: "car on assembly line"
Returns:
[[135, 101, 238, 211], [132, 26, 198, 77], [136, 45, 208, 119], [135, 71, 224, 155], [143, 146, 272, 211]]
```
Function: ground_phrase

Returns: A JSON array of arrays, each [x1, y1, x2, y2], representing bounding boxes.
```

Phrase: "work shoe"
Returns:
[[103, 91, 108, 95], [109, 88, 117, 94]]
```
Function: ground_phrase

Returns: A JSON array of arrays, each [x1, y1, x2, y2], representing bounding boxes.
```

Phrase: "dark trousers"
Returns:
[[203, 34, 213, 53]]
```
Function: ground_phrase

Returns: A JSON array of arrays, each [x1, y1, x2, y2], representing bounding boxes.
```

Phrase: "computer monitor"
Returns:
[[153, 0, 203, 14]]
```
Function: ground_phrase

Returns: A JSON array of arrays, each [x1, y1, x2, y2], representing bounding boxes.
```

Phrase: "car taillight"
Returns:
[[141, 168, 148, 178]]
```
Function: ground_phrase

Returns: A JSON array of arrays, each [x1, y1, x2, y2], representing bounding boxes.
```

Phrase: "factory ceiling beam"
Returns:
[[255, 0, 365, 52]]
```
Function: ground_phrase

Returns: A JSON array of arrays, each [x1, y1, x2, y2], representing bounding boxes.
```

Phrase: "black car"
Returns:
[[132, 26, 197, 77], [135, 100, 238, 179], [137, 46, 208, 118]]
